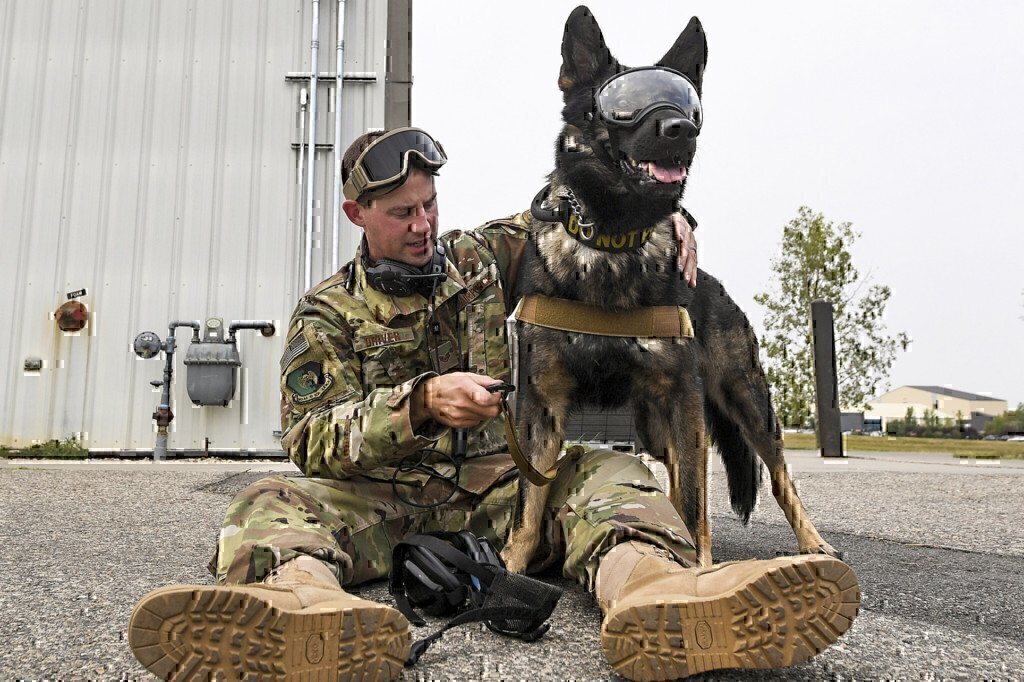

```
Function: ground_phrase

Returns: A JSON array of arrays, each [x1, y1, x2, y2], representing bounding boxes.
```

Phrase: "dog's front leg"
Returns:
[[671, 391, 712, 567], [761, 421, 838, 556], [501, 360, 573, 574]]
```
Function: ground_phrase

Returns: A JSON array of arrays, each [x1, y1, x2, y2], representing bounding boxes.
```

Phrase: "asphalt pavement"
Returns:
[[1, 450, 1021, 680]]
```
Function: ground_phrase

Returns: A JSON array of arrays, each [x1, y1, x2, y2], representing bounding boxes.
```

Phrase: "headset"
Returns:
[[363, 239, 448, 297]]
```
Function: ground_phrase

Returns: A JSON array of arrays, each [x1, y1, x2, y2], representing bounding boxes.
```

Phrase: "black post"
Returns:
[[811, 300, 844, 458]]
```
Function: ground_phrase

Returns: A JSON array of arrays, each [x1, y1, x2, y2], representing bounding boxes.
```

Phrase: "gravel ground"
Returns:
[[0, 454, 1021, 680]]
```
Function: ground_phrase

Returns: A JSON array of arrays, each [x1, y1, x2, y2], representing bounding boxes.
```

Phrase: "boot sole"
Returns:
[[601, 556, 860, 681], [128, 585, 410, 681]]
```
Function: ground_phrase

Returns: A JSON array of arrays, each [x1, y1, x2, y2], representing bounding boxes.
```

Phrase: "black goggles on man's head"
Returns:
[[343, 127, 447, 201], [595, 66, 702, 131]]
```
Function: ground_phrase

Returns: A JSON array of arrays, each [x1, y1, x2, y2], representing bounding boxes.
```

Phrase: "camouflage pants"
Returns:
[[208, 448, 696, 591]]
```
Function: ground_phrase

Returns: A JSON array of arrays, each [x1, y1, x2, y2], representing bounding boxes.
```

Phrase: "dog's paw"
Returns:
[[500, 545, 530, 574], [500, 530, 536, 574], [800, 541, 839, 558]]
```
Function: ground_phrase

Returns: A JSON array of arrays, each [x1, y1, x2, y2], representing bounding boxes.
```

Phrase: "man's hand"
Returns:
[[672, 212, 698, 288], [411, 372, 503, 429]]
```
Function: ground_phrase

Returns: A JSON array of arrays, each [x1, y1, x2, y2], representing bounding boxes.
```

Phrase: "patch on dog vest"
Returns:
[[564, 214, 655, 252]]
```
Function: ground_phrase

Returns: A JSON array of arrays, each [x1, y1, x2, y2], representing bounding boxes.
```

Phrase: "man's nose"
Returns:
[[409, 206, 431, 232]]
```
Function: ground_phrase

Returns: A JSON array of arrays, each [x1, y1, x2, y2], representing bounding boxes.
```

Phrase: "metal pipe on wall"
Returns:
[[296, 87, 308, 297], [332, 0, 346, 275], [304, 0, 321, 292]]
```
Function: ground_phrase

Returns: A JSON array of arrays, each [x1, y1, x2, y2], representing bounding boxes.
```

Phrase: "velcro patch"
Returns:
[[458, 264, 497, 308], [286, 361, 335, 404], [353, 327, 416, 352], [280, 334, 311, 372]]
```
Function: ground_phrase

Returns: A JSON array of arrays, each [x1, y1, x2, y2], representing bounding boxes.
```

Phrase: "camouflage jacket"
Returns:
[[280, 213, 531, 490]]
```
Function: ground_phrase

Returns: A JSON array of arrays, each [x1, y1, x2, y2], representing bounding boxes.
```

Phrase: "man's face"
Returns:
[[344, 168, 439, 268]]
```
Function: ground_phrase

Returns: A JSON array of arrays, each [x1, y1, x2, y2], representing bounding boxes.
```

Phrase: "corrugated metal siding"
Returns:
[[0, 0, 389, 451]]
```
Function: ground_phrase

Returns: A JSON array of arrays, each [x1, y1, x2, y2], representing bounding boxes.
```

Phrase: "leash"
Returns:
[[498, 394, 559, 486]]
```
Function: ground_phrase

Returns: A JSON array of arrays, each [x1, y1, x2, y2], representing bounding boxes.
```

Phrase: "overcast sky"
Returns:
[[411, 1, 1024, 408]]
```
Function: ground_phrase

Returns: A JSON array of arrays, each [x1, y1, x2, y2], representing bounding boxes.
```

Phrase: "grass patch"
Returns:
[[782, 432, 1024, 459], [0, 437, 88, 459]]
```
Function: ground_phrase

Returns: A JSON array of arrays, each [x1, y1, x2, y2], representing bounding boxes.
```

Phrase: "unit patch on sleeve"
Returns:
[[286, 361, 335, 404]]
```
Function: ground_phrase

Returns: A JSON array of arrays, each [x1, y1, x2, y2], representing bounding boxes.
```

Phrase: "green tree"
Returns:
[[985, 403, 1024, 436], [754, 207, 911, 427]]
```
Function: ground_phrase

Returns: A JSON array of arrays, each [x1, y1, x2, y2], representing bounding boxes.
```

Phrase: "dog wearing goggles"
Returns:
[[500, 6, 838, 573]]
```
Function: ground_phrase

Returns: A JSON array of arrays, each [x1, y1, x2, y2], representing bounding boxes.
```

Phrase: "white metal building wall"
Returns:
[[0, 0, 395, 452]]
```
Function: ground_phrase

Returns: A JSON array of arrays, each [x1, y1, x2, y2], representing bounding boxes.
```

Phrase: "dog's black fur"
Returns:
[[500, 5, 835, 572]]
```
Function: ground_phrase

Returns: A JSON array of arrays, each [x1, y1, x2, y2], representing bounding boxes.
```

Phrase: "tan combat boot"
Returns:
[[596, 542, 860, 681], [128, 555, 410, 681]]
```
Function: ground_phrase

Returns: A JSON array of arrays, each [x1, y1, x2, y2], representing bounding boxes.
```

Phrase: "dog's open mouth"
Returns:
[[620, 156, 688, 185]]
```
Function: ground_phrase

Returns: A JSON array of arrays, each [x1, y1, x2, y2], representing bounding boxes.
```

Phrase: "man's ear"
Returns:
[[342, 199, 367, 228], [559, 5, 618, 93], [657, 17, 708, 97]]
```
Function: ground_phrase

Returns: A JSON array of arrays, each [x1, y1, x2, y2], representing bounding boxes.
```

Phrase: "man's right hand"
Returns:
[[411, 372, 503, 429]]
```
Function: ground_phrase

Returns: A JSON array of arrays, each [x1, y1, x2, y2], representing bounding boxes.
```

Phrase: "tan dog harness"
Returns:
[[501, 295, 695, 486], [516, 294, 694, 338]]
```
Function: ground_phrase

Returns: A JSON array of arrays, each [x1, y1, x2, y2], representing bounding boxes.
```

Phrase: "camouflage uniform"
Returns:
[[209, 213, 696, 590]]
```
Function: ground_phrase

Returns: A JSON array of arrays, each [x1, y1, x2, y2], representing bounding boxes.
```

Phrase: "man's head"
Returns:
[[341, 128, 446, 268]]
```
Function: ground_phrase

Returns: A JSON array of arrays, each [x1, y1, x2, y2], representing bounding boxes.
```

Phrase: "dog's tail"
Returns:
[[705, 399, 762, 524]]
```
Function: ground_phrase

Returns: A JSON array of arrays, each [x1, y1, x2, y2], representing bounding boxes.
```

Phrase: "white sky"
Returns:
[[412, 1, 1024, 408]]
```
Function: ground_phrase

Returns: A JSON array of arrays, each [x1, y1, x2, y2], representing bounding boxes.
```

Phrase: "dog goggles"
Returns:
[[343, 127, 447, 200], [595, 66, 702, 130]]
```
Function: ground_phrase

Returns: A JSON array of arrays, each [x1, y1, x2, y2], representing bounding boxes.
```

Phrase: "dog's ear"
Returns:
[[559, 5, 618, 92], [657, 17, 708, 97]]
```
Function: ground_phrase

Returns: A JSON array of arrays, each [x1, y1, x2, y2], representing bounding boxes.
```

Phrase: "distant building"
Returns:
[[864, 386, 1007, 429], [840, 412, 866, 433]]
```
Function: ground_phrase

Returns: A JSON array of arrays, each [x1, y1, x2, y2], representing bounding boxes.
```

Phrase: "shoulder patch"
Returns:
[[286, 361, 335, 404], [280, 334, 311, 373]]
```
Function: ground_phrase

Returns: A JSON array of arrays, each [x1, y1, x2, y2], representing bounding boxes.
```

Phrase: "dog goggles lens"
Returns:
[[344, 127, 447, 200], [596, 67, 702, 129]]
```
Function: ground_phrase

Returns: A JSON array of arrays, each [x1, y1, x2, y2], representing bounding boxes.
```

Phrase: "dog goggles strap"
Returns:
[[517, 294, 695, 338]]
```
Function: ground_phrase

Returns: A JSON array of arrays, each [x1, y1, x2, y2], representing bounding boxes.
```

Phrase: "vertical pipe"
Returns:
[[332, 0, 346, 274], [304, 0, 321, 291], [811, 299, 844, 457], [296, 88, 308, 296]]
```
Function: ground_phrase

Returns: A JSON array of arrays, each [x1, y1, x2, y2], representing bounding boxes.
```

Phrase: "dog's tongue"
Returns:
[[648, 161, 687, 183]]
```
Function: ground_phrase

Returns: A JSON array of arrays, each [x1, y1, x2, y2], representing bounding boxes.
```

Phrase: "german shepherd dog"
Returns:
[[500, 6, 837, 574]]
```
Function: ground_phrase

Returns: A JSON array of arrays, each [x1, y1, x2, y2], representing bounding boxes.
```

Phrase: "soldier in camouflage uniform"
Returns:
[[128, 128, 859, 682]]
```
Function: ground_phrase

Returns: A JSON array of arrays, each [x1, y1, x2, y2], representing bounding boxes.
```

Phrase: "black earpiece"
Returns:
[[364, 240, 448, 297]]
